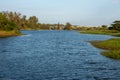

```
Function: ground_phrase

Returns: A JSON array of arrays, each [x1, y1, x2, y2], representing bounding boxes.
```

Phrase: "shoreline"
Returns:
[[80, 30, 120, 37], [0, 30, 22, 38], [80, 30, 120, 59], [89, 39, 120, 59]]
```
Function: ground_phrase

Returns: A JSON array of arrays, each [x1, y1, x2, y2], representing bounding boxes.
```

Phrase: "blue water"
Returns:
[[0, 30, 120, 80]]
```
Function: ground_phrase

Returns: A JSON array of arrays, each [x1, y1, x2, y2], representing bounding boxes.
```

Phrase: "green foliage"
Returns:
[[0, 13, 17, 31], [0, 13, 8, 30], [1, 11, 74, 30], [28, 16, 39, 29], [2, 11, 40, 30], [101, 25, 107, 29], [110, 20, 120, 31], [7, 22, 17, 31], [40, 24, 50, 30], [64, 22, 72, 30], [2, 11, 65, 30]]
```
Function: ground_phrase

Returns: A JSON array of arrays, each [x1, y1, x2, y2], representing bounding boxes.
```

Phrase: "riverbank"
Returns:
[[90, 38, 120, 59], [0, 30, 22, 38], [80, 30, 120, 59], [80, 30, 120, 36]]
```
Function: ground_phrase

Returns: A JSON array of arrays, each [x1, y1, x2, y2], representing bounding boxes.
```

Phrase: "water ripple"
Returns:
[[0, 30, 120, 80]]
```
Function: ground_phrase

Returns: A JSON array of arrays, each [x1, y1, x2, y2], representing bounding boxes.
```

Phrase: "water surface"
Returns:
[[0, 30, 120, 80]]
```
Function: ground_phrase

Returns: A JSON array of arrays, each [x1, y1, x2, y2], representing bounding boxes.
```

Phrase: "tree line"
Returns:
[[0, 11, 120, 31], [0, 11, 72, 31]]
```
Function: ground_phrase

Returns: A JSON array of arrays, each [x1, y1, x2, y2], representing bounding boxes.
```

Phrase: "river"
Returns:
[[0, 30, 120, 80]]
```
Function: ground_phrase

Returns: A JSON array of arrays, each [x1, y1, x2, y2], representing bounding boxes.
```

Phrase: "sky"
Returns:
[[0, 0, 120, 26]]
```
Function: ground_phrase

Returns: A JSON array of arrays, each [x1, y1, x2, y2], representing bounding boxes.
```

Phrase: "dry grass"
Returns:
[[0, 30, 21, 38]]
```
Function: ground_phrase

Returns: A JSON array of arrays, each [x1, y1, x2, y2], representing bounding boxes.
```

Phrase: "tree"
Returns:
[[0, 13, 17, 31], [3, 11, 22, 30], [101, 25, 107, 29], [20, 15, 27, 29], [57, 22, 60, 30], [28, 16, 39, 29], [0, 13, 8, 30], [2, 11, 41, 30], [64, 22, 72, 30], [110, 20, 120, 31]]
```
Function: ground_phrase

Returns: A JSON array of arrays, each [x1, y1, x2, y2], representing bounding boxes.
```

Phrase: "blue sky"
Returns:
[[0, 0, 120, 26]]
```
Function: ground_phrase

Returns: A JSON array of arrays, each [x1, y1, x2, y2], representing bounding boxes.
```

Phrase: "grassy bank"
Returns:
[[90, 38, 120, 59], [81, 30, 120, 36], [0, 30, 22, 38], [80, 30, 120, 59]]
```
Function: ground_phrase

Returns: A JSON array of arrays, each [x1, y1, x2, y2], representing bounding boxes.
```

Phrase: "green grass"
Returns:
[[90, 38, 120, 59], [81, 30, 120, 36], [81, 30, 120, 59], [102, 50, 120, 59]]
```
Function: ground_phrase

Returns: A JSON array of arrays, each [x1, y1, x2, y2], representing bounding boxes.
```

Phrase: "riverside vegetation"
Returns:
[[0, 11, 72, 37], [90, 38, 120, 59], [91, 37, 120, 60], [0, 12, 21, 37], [1, 11, 120, 59], [80, 22, 120, 59]]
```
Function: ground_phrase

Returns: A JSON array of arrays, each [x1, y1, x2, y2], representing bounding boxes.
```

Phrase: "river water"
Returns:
[[0, 30, 120, 80]]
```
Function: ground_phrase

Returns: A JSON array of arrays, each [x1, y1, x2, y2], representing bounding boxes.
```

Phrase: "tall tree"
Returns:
[[64, 22, 72, 30], [28, 16, 39, 29], [110, 20, 120, 31]]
